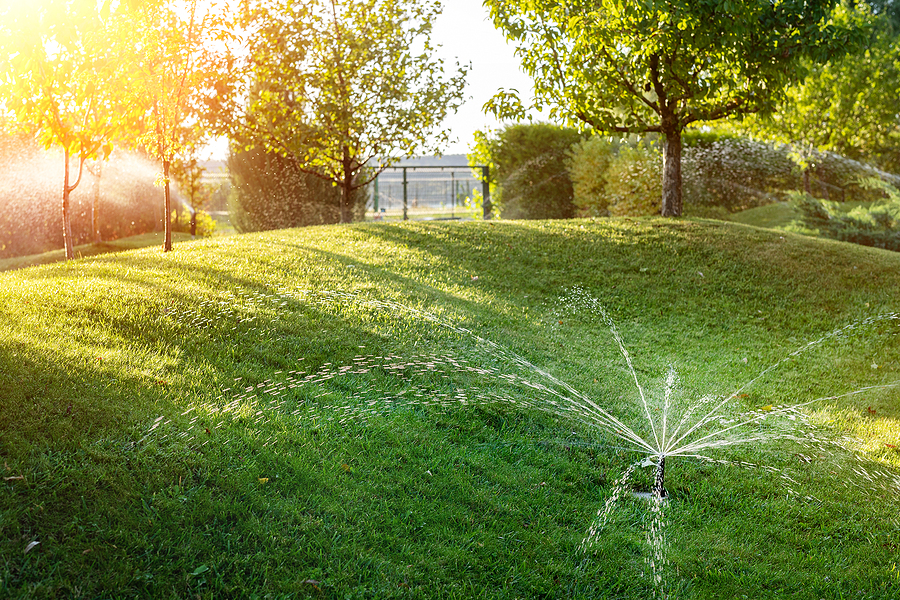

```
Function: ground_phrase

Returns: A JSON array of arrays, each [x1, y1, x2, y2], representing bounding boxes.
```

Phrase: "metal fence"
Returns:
[[372, 165, 491, 220]]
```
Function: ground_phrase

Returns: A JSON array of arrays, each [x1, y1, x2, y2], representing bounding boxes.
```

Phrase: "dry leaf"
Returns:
[[24, 541, 39, 554], [302, 579, 322, 592], [258, 477, 269, 484], [4, 475, 24, 481]]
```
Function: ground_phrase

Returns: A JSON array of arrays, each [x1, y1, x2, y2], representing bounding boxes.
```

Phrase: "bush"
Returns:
[[680, 132, 900, 212], [171, 210, 217, 237], [793, 190, 900, 251], [228, 143, 368, 233], [566, 137, 661, 217], [567, 136, 618, 217], [604, 146, 662, 217], [468, 123, 586, 220]]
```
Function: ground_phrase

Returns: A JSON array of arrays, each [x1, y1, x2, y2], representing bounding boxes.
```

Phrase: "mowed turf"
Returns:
[[1, 218, 898, 599]]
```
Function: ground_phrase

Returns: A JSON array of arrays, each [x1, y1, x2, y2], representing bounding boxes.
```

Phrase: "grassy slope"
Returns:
[[0, 232, 197, 272], [1, 218, 898, 599]]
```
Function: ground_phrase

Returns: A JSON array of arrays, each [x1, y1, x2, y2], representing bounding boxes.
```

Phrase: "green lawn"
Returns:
[[1, 218, 898, 599]]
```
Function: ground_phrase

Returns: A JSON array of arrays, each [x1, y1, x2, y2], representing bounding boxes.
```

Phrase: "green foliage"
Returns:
[[566, 136, 619, 217], [567, 139, 662, 217], [738, 4, 900, 174], [228, 142, 367, 233], [604, 147, 663, 217], [467, 123, 585, 219], [171, 209, 216, 237], [237, 0, 467, 222], [794, 182, 900, 251]]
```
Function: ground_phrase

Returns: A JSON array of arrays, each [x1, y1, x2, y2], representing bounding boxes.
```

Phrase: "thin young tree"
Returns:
[[238, 0, 468, 223], [117, 0, 234, 251], [0, 0, 120, 259], [484, 0, 867, 216]]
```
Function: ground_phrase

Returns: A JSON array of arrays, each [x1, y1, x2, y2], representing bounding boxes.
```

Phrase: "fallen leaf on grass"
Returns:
[[886, 443, 897, 449], [867, 406, 877, 415], [759, 405, 773, 412], [82, 549, 92, 555], [24, 541, 39, 554], [4, 475, 24, 481], [191, 565, 209, 576], [302, 579, 322, 592], [258, 477, 269, 484]]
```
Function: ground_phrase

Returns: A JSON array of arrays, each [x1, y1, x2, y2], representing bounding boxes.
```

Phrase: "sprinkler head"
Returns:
[[652, 455, 668, 499]]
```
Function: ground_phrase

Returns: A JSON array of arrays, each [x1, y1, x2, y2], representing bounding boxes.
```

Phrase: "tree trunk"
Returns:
[[803, 168, 811, 195], [661, 129, 683, 217], [190, 211, 197, 237], [92, 160, 102, 244], [62, 148, 75, 260], [163, 159, 173, 252], [340, 145, 353, 224]]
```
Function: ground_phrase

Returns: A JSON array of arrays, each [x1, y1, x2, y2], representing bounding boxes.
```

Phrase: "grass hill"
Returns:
[[1, 218, 898, 599]]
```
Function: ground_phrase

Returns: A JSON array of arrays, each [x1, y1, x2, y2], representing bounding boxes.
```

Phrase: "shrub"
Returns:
[[604, 146, 662, 217], [567, 136, 619, 217], [793, 190, 900, 251], [468, 123, 586, 219], [680, 132, 900, 212], [566, 138, 662, 217], [172, 210, 217, 237]]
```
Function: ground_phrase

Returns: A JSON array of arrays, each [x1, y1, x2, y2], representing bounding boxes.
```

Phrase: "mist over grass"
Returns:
[[1, 218, 898, 599]]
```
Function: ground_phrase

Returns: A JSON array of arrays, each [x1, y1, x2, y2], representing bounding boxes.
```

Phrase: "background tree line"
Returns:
[[0, 0, 467, 257]]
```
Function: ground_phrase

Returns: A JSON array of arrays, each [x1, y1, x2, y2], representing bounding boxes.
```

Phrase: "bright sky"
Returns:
[[429, 0, 549, 155]]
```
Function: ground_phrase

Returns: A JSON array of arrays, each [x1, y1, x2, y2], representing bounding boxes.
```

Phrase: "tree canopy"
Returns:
[[485, 0, 868, 216]]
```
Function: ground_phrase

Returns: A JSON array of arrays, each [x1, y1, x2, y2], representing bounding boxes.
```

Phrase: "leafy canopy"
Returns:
[[486, 0, 866, 134], [0, 0, 121, 158], [738, 5, 900, 174]]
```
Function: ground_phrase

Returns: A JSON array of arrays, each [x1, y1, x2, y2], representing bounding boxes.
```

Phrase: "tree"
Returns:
[[238, 0, 467, 223], [171, 153, 211, 237], [116, 0, 234, 251], [0, 0, 120, 259], [484, 0, 867, 216]]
